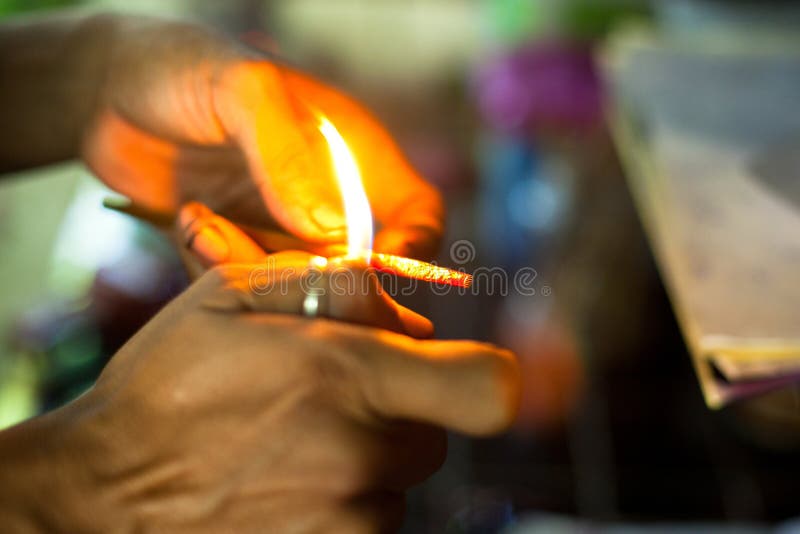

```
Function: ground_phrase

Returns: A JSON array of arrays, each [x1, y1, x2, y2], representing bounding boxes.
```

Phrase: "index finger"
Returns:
[[214, 62, 347, 243], [370, 164, 444, 261], [337, 325, 520, 436], [202, 258, 434, 339], [281, 68, 445, 260]]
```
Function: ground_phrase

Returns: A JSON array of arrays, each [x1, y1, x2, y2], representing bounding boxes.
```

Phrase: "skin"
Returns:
[[0, 12, 444, 259], [0, 12, 520, 532], [0, 259, 519, 532]]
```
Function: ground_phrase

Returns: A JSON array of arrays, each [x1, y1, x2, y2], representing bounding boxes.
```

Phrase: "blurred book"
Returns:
[[603, 24, 800, 408]]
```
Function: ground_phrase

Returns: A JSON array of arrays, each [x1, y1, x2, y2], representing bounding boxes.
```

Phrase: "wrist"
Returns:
[[0, 393, 121, 532], [71, 13, 122, 154], [89, 13, 249, 146], [0, 11, 122, 169]]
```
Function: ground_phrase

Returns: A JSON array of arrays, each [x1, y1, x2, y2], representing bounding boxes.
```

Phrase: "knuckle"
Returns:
[[216, 60, 278, 98], [337, 290, 377, 322], [188, 266, 230, 299], [197, 264, 251, 293], [302, 320, 353, 351], [199, 264, 235, 287], [195, 265, 258, 309], [298, 322, 366, 397], [326, 273, 387, 326]]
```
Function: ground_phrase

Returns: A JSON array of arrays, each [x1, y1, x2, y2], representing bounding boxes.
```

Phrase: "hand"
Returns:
[[175, 201, 344, 279], [0, 258, 519, 533], [83, 15, 444, 259]]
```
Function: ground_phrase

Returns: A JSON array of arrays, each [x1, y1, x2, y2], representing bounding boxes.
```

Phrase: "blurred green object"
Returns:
[[0, 0, 81, 17], [485, 0, 543, 45], [0, 356, 38, 430], [485, 0, 651, 44], [564, 1, 651, 39]]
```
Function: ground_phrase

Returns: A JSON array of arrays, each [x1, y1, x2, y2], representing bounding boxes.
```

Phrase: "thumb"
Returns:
[[214, 62, 346, 243]]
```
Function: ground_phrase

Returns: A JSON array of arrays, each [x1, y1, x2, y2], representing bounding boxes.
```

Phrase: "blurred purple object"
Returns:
[[475, 42, 603, 133]]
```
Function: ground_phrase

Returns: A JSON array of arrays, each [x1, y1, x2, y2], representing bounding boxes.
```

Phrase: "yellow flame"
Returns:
[[318, 116, 373, 260]]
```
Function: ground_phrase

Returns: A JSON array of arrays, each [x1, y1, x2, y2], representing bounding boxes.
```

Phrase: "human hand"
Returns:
[[0, 257, 518, 532], [174, 201, 346, 280], [83, 15, 444, 259]]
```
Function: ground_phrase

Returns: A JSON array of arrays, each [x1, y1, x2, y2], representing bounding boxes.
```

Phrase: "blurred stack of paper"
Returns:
[[603, 24, 800, 408]]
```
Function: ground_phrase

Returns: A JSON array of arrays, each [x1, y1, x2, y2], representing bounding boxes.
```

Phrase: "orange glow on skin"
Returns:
[[86, 111, 181, 212], [318, 114, 472, 288]]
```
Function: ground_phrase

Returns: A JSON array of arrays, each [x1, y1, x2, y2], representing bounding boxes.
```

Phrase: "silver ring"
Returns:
[[302, 292, 320, 318], [301, 256, 328, 318]]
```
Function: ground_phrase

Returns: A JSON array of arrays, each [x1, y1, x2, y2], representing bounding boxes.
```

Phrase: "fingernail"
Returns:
[[310, 205, 347, 235], [178, 202, 213, 232], [187, 224, 230, 265], [102, 196, 132, 210]]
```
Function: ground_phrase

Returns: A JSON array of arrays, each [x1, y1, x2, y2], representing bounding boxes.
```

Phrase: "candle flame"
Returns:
[[318, 117, 373, 260]]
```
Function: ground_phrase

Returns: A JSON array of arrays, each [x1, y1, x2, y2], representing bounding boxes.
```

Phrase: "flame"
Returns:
[[317, 116, 373, 261]]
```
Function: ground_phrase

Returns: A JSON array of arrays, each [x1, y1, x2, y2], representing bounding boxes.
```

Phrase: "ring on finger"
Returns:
[[301, 256, 328, 318]]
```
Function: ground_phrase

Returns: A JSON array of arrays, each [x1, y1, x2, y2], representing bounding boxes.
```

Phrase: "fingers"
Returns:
[[280, 67, 446, 259], [237, 223, 348, 257], [200, 258, 433, 339], [177, 202, 267, 268], [392, 306, 434, 340], [176, 204, 434, 337], [337, 327, 520, 436], [177, 202, 342, 265], [374, 222, 442, 261], [213, 61, 347, 243], [215, 61, 445, 256], [367, 162, 445, 260]]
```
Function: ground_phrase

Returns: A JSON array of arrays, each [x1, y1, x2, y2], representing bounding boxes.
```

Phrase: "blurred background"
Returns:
[[2, 1, 800, 532]]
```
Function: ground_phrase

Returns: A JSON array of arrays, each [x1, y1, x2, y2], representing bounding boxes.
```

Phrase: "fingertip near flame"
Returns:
[[317, 112, 472, 288]]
